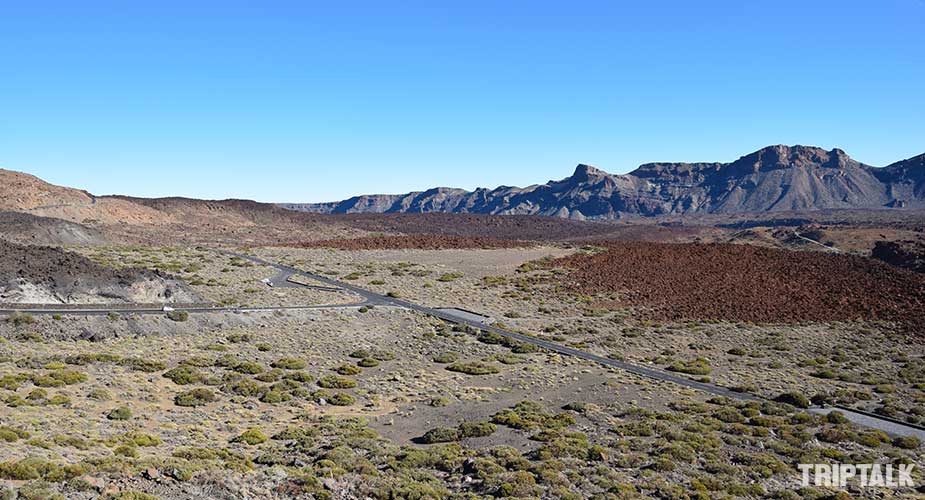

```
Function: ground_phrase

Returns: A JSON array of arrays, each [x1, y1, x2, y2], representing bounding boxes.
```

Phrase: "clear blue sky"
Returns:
[[1, 1, 923, 202]]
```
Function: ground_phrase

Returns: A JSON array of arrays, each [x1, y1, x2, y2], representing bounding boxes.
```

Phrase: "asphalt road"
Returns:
[[0, 302, 371, 317]]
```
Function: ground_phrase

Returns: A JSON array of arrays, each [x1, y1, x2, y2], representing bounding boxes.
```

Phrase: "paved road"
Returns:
[[265, 268, 344, 291], [0, 301, 372, 317], [812, 407, 925, 441]]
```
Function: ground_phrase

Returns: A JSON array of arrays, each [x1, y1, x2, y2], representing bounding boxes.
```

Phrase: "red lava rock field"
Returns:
[[290, 234, 532, 250], [554, 241, 925, 328]]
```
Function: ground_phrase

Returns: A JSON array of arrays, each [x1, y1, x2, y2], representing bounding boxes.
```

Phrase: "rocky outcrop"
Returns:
[[284, 145, 925, 219], [0, 240, 202, 305], [871, 240, 925, 274]]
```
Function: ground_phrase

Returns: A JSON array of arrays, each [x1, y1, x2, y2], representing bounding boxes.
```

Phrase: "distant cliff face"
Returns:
[[279, 145, 925, 219]]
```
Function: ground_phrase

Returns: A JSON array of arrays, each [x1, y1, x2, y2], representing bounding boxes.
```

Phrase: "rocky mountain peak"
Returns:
[[570, 164, 609, 182], [731, 144, 857, 174]]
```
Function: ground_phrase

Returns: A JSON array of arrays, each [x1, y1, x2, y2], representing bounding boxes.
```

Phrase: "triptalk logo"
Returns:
[[798, 463, 915, 488]]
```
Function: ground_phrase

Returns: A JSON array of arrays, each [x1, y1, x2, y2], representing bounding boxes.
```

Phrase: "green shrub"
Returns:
[[357, 358, 379, 368], [114, 444, 138, 457], [163, 365, 202, 385], [429, 397, 450, 407], [283, 371, 313, 383], [310, 389, 331, 403], [0, 426, 29, 442], [811, 369, 838, 379], [477, 331, 506, 345], [446, 362, 500, 376], [893, 436, 920, 449], [496, 354, 525, 365], [272, 358, 306, 370], [6, 312, 35, 327], [826, 411, 849, 424], [89, 388, 112, 401], [457, 421, 496, 438], [174, 388, 216, 407], [492, 401, 575, 430], [333, 363, 361, 375], [0, 374, 26, 391], [0, 459, 40, 480], [497, 470, 540, 497], [421, 427, 460, 443], [328, 393, 356, 406], [372, 351, 395, 361], [774, 392, 810, 409], [48, 394, 70, 406], [53, 434, 89, 450], [122, 358, 167, 372], [231, 428, 268, 445], [317, 375, 357, 389], [714, 407, 747, 424], [260, 390, 291, 404], [26, 388, 47, 401], [166, 310, 189, 322], [254, 369, 282, 382], [854, 429, 889, 447], [126, 432, 161, 447], [233, 361, 265, 374], [667, 357, 712, 375], [562, 401, 588, 413], [432, 352, 458, 364], [226, 333, 252, 343], [180, 356, 213, 367], [107, 406, 132, 420], [222, 379, 263, 397]]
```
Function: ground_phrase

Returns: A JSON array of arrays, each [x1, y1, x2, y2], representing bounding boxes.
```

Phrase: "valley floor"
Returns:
[[0, 244, 923, 499]]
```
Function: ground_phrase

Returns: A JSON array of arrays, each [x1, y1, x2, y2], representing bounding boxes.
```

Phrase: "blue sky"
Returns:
[[1, 1, 923, 202]]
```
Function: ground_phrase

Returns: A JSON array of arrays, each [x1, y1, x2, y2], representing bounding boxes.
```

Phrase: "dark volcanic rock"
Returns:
[[0, 240, 202, 304], [282, 145, 925, 220], [0, 211, 105, 246], [871, 240, 925, 273]]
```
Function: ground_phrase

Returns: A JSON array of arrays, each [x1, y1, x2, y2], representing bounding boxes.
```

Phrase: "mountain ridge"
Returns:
[[281, 145, 925, 220]]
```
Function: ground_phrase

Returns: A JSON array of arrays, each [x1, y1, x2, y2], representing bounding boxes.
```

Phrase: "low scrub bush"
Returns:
[[446, 362, 500, 376], [175, 388, 216, 407]]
